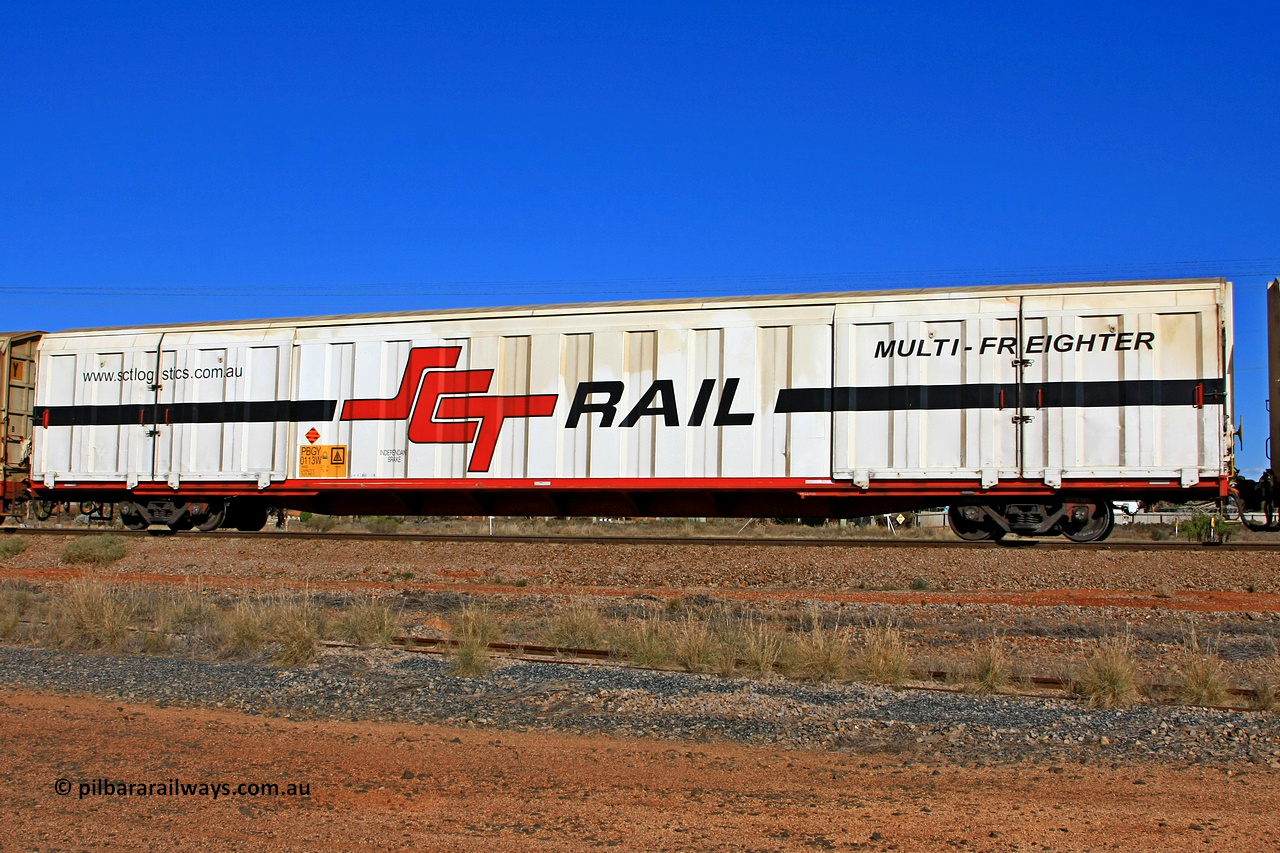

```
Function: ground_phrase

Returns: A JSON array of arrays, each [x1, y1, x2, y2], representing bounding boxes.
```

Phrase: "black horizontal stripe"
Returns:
[[776, 378, 1226, 413], [35, 399, 338, 427]]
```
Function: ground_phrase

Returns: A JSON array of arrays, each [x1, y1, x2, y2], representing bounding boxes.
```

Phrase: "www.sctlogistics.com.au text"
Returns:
[[80, 365, 244, 383], [55, 778, 310, 800]]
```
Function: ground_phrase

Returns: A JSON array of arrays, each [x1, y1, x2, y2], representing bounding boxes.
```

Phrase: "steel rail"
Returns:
[[3, 525, 1280, 551], [320, 636, 1263, 706], [8, 620, 1266, 708]]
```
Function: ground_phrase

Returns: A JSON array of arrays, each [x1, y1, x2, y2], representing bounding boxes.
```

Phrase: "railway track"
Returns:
[[326, 634, 1265, 708], [4, 524, 1280, 551], [41, 620, 1257, 708]]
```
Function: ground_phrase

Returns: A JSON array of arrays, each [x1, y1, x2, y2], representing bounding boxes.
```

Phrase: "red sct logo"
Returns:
[[340, 346, 557, 472]]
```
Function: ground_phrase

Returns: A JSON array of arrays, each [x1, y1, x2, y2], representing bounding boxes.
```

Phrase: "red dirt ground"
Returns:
[[4, 688, 1277, 852]]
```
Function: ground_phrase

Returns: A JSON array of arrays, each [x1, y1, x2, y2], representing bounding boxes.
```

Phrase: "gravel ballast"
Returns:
[[3, 645, 1277, 770]]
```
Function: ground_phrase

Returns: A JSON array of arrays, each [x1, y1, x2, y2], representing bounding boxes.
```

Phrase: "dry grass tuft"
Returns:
[[673, 616, 716, 673], [0, 581, 33, 639], [704, 610, 749, 677], [222, 598, 271, 657], [53, 577, 137, 650], [0, 536, 28, 560], [451, 635, 492, 677], [544, 601, 606, 650], [453, 603, 502, 646], [783, 622, 851, 682], [968, 635, 1011, 695], [1247, 660, 1280, 712], [614, 617, 674, 669], [1078, 632, 1140, 708], [738, 621, 786, 678], [1173, 628, 1228, 706], [332, 597, 398, 646], [270, 598, 323, 667], [449, 603, 502, 677], [852, 625, 914, 686]]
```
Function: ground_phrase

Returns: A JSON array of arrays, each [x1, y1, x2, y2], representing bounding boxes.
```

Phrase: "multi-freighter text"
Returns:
[[873, 332, 1156, 358]]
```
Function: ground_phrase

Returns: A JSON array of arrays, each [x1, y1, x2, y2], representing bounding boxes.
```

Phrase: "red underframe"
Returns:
[[37, 476, 1231, 495]]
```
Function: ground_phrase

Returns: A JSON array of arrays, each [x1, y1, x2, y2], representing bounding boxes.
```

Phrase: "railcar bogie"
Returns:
[[946, 496, 1115, 542], [115, 497, 267, 532]]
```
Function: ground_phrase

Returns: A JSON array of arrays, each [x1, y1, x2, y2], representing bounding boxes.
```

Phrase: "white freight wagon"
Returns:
[[26, 278, 1233, 540]]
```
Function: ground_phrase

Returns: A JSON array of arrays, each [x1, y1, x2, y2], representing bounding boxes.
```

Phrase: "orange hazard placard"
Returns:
[[299, 444, 348, 478]]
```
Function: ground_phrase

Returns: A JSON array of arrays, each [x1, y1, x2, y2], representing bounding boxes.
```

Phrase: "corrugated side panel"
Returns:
[[34, 333, 162, 483], [152, 329, 294, 483], [834, 295, 1022, 481], [290, 305, 834, 481], [33, 330, 294, 485], [833, 286, 1226, 484], [1019, 290, 1222, 482], [34, 281, 1227, 488]]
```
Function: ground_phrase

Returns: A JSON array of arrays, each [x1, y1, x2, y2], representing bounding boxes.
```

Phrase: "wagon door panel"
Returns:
[[154, 330, 295, 485], [1019, 291, 1224, 482], [833, 297, 1020, 484], [34, 334, 161, 485]]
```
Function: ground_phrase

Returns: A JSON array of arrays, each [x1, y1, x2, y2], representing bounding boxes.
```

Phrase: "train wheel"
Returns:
[[119, 503, 149, 531], [1060, 498, 1115, 543], [195, 500, 228, 532], [947, 505, 997, 541], [227, 501, 269, 532], [1221, 491, 1245, 524]]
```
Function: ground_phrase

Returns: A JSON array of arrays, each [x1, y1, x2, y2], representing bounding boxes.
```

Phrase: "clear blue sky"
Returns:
[[3, 3, 1278, 473]]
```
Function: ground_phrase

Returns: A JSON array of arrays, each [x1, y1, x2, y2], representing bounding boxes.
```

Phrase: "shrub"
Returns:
[[0, 537, 27, 560], [969, 636, 1011, 695], [364, 516, 402, 535], [1181, 513, 1214, 542], [909, 577, 930, 591], [1173, 628, 1228, 706], [1078, 632, 1140, 708], [61, 535, 126, 566], [301, 513, 337, 532], [332, 598, 398, 646], [852, 625, 914, 687]]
